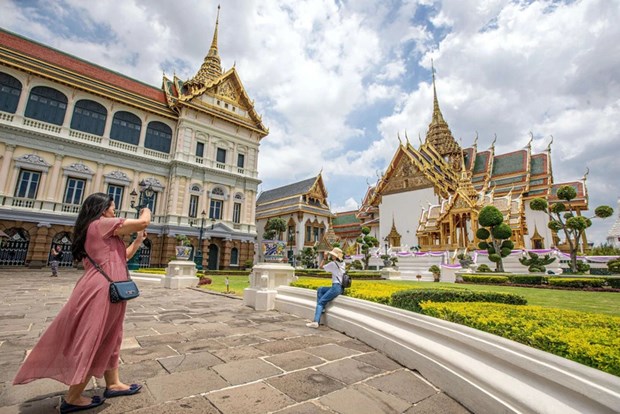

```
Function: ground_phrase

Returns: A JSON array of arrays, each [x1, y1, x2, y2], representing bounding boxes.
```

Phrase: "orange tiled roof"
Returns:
[[0, 29, 166, 104]]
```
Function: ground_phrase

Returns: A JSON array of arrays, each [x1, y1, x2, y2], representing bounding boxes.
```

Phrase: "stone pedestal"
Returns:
[[161, 260, 197, 289], [381, 267, 401, 280], [442, 267, 459, 282], [244, 262, 296, 311]]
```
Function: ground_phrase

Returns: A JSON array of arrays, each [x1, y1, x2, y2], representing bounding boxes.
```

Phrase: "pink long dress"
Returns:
[[13, 217, 129, 386]]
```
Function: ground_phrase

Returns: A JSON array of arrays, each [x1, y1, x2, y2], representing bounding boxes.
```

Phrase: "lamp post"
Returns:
[[287, 231, 294, 264], [194, 210, 206, 270], [127, 180, 154, 271]]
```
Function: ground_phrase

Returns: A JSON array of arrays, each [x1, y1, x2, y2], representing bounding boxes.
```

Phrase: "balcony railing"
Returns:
[[0, 195, 252, 231], [1, 111, 257, 177]]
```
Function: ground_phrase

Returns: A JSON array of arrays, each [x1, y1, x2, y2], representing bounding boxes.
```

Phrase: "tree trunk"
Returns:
[[493, 238, 504, 272]]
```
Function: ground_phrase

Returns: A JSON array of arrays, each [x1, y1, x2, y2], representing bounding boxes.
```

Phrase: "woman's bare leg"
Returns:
[[64, 378, 92, 405], [104, 368, 130, 391]]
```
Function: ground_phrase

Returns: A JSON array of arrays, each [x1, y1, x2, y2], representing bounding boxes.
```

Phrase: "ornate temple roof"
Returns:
[[256, 174, 331, 220], [161, 8, 268, 136], [332, 211, 362, 240]]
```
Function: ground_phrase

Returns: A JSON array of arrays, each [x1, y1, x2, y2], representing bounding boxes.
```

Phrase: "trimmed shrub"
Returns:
[[508, 275, 546, 285], [548, 277, 605, 289], [391, 288, 526, 313], [605, 277, 620, 289], [462, 275, 509, 284], [476, 264, 492, 273]]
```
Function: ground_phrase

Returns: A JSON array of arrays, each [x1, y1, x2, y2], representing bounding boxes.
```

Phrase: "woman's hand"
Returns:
[[136, 230, 147, 243]]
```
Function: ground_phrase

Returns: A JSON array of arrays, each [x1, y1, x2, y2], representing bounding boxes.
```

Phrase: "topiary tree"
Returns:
[[476, 263, 492, 273], [428, 264, 441, 282], [607, 258, 620, 274], [300, 246, 318, 268], [356, 226, 379, 269], [530, 185, 613, 273], [476, 205, 514, 272], [518, 251, 556, 273], [263, 217, 287, 240]]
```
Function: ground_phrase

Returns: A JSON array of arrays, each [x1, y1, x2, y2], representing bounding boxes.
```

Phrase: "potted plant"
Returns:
[[175, 234, 193, 260], [428, 265, 441, 282], [380, 254, 391, 267]]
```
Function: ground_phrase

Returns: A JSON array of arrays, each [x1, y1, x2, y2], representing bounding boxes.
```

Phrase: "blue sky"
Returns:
[[2, 0, 619, 244]]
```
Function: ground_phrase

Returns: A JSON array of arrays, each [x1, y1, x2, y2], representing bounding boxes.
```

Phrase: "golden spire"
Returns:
[[425, 60, 461, 161], [430, 59, 446, 125], [187, 5, 223, 87]]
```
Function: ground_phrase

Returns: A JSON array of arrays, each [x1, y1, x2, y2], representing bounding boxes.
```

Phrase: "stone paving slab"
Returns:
[[0, 269, 470, 413]]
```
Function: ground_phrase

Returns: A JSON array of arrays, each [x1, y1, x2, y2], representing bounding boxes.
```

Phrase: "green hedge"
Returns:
[[548, 277, 606, 288], [420, 302, 620, 376], [508, 275, 546, 285], [390, 289, 527, 313], [200, 270, 251, 276], [605, 277, 620, 288], [462, 275, 510, 284]]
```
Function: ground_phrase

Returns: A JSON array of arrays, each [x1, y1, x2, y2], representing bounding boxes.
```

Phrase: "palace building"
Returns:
[[0, 9, 267, 269], [363, 70, 589, 253]]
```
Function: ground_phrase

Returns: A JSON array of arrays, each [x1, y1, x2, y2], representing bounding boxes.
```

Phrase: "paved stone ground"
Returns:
[[0, 269, 470, 414]]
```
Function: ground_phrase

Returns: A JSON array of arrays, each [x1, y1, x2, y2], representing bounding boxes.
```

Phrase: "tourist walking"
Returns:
[[13, 193, 151, 413], [306, 247, 346, 328], [49, 245, 64, 277]]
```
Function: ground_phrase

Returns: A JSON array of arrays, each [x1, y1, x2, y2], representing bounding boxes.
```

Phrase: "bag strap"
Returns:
[[85, 254, 131, 283]]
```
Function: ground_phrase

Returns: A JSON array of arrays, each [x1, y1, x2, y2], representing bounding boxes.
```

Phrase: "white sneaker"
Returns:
[[306, 321, 319, 328]]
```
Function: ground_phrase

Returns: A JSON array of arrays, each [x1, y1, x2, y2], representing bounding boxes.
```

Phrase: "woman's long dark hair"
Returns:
[[71, 193, 113, 261]]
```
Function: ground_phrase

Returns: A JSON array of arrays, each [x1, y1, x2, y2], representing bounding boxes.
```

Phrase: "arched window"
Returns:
[[70, 99, 107, 136], [110, 111, 141, 145], [230, 247, 239, 265], [0, 72, 21, 113], [24, 86, 67, 125], [144, 121, 172, 153], [211, 187, 224, 196]]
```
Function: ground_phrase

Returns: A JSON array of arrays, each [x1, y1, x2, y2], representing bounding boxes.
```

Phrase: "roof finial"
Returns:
[[546, 135, 553, 152], [405, 130, 410, 145], [491, 134, 497, 149], [583, 167, 589, 181], [210, 4, 220, 51], [397, 131, 402, 145], [527, 131, 533, 149], [418, 132, 423, 146], [473, 131, 478, 147], [430, 59, 445, 125]]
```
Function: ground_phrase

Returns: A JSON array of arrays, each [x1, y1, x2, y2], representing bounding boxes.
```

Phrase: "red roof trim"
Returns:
[[0, 29, 166, 104]]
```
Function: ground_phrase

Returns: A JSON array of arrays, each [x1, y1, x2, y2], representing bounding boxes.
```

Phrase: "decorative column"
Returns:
[[28, 222, 51, 269], [0, 144, 16, 195], [46, 154, 63, 201]]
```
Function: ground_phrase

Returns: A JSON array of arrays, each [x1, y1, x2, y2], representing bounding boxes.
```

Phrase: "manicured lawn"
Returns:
[[199, 275, 249, 295], [443, 283, 620, 317]]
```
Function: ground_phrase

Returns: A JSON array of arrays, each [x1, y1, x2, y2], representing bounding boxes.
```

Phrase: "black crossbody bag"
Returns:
[[86, 255, 140, 303]]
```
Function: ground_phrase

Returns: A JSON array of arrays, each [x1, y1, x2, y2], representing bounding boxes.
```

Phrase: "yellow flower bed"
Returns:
[[291, 278, 457, 305], [420, 302, 620, 376]]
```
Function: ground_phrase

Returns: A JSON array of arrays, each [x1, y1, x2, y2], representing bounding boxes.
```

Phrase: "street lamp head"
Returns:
[[201, 210, 207, 218], [130, 189, 138, 206], [143, 185, 155, 199]]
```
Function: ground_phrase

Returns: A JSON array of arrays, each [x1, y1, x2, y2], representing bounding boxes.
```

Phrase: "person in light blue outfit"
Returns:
[[306, 247, 345, 328]]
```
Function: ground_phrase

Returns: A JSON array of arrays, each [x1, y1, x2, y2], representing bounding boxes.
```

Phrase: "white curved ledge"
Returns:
[[275, 286, 620, 414]]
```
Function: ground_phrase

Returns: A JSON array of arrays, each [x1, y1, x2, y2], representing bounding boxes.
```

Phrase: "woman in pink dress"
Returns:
[[13, 193, 151, 413]]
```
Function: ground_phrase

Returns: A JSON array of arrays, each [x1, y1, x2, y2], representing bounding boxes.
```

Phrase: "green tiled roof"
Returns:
[[333, 213, 359, 226], [531, 155, 545, 175], [473, 153, 489, 173], [492, 151, 526, 176]]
